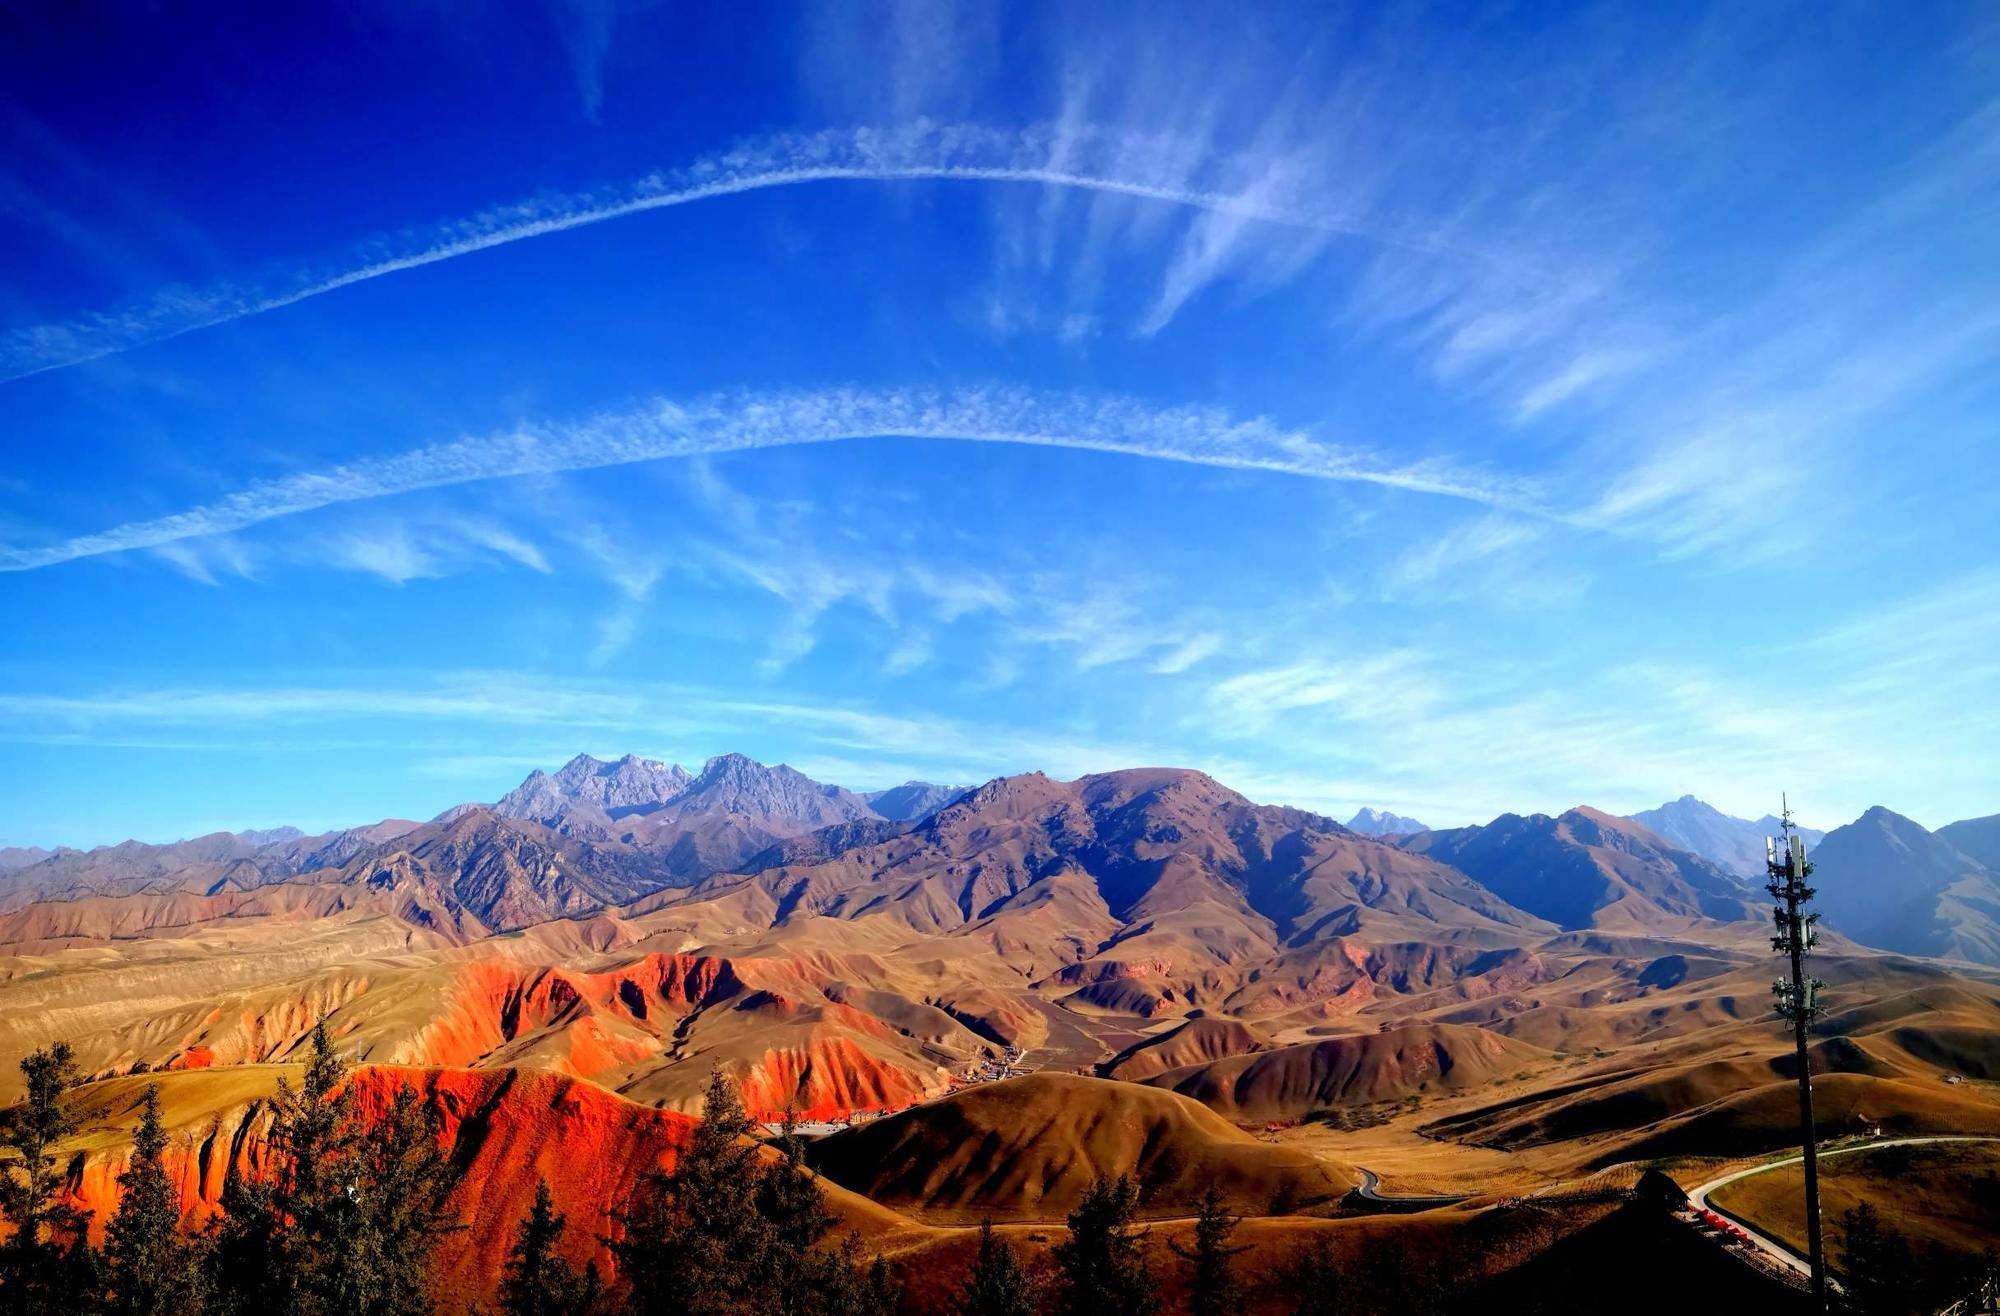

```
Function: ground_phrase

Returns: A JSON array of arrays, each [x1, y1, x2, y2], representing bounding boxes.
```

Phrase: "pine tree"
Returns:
[[0, 1042, 95, 1316], [210, 1020, 459, 1316], [103, 1084, 207, 1316], [336, 1084, 458, 1315], [1051, 1176, 1156, 1316], [211, 1019, 356, 1315], [757, 1107, 838, 1312], [1280, 1237, 1342, 1315], [806, 1233, 899, 1316], [611, 1069, 771, 1315], [1839, 1203, 1920, 1316], [958, 1221, 1038, 1316], [1168, 1185, 1246, 1316], [499, 1181, 598, 1316]]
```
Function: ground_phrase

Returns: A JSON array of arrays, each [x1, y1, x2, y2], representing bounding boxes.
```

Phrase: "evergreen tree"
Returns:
[[958, 1221, 1038, 1316], [102, 1084, 207, 1316], [1168, 1186, 1246, 1316], [611, 1069, 771, 1315], [759, 1108, 899, 1316], [335, 1085, 458, 1316], [0, 1042, 95, 1316], [498, 1181, 599, 1316], [757, 1108, 838, 1312], [210, 1019, 356, 1314], [806, 1233, 898, 1316], [209, 1020, 458, 1316], [1051, 1176, 1156, 1316], [1279, 1237, 1342, 1316], [1838, 1203, 1920, 1316]]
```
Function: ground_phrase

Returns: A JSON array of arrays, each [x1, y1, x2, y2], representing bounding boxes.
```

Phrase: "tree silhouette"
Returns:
[[1839, 1203, 1922, 1316], [498, 1181, 600, 1316], [209, 1020, 457, 1316], [611, 1070, 771, 1315], [102, 1084, 206, 1316], [0, 1042, 95, 1315], [756, 1107, 838, 1311], [1279, 1236, 1343, 1315], [1168, 1185, 1247, 1316], [341, 1084, 458, 1314], [1052, 1175, 1156, 1316], [958, 1220, 1038, 1316]]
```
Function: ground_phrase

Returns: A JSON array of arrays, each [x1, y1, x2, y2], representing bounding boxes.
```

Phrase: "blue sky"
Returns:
[[2, 1, 1996, 847]]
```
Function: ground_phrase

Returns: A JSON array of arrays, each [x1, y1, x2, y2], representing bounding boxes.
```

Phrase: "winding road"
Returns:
[[1684, 1135, 2000, 1281], [1350, 1167, 1472, 1212]]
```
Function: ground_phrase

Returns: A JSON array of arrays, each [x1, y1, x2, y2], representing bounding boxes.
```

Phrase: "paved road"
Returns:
[[1684, 1135, 2000, 1280], [1352, 1167, 1471, 1211]]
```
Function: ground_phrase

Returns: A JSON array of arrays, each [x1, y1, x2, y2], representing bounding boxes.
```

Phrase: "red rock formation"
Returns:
[[58, 1066, 697, 1310]]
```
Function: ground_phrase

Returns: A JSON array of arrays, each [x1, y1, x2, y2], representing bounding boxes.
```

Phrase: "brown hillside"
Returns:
[[1102, 1013, 1275, 1081], [806, 1072, 1358, 1219], [1140, 1022, 1552, 1120]]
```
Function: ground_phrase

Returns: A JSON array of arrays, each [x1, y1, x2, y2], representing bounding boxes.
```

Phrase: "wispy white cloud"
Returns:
[[1206, 652, 1442, 738], [0, 671, 1163, 803], [0, 122, 1484, 384], [1190, 563, 2000, 828], [0, 676, 641, 727], [0, 384, 1558, 573], [547, 0, 617, 121], [137, 508, 553, 586], [1150, 633, 1222, 675]]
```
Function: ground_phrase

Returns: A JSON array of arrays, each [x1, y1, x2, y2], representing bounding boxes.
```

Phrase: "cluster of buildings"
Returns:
[[951, 1045, 1028, 1089], [760, 1047, 1032, 1139]]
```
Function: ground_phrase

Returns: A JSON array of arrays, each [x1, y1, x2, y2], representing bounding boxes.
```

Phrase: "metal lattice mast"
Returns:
[[1768, 795, 1828, 1310]]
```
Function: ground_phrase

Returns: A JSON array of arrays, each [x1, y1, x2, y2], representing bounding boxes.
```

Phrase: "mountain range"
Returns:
[[0, 754, 968, 920], [7, 753, 2000, 1314], [4, 763, 1995, 970], [1398, 807, 1761, 932], [1626, 795, 1826, 876], [1344, 807, 1429, 837], [1810, 805, 2000, 965]]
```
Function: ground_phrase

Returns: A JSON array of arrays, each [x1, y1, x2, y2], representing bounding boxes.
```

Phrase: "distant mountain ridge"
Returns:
[[1938, 812, 2000, 871], [4, 761, 1993, 969], [1346, 807, 1429, 837], [1810, 805, 2000, 964], [1398, 807, 1759, 932], [865, 781, 971, 822], [0, 754, 971, 922], [1626, 795, 1825, 875]]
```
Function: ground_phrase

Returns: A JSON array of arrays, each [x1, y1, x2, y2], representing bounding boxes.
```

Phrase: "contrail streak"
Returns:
[[0, 385, 1563, 572], [1, 123, 1477, 383]]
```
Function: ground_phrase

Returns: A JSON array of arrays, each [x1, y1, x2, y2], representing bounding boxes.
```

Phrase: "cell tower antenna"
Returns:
[[1769, 795, 1828, 1309]]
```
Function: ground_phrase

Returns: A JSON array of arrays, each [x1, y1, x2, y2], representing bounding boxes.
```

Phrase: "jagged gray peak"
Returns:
[[672, 753, 877, 827], [1345, 807, 1429, 837], [1626, 795, 1825, 876], [496, 753, 694, 824], [0, 819, 421, 911], [863, 781, 971, 823]]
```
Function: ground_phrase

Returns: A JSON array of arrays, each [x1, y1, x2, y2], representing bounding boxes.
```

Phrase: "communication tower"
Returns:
[[1768, 796, 1828, 1309]]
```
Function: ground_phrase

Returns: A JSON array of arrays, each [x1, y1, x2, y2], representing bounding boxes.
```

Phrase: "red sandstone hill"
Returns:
[[49, 1064, 912, 1312]]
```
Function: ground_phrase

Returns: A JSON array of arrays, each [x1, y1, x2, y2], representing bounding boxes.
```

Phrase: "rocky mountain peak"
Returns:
[[1346, 807, 1429, 837]]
